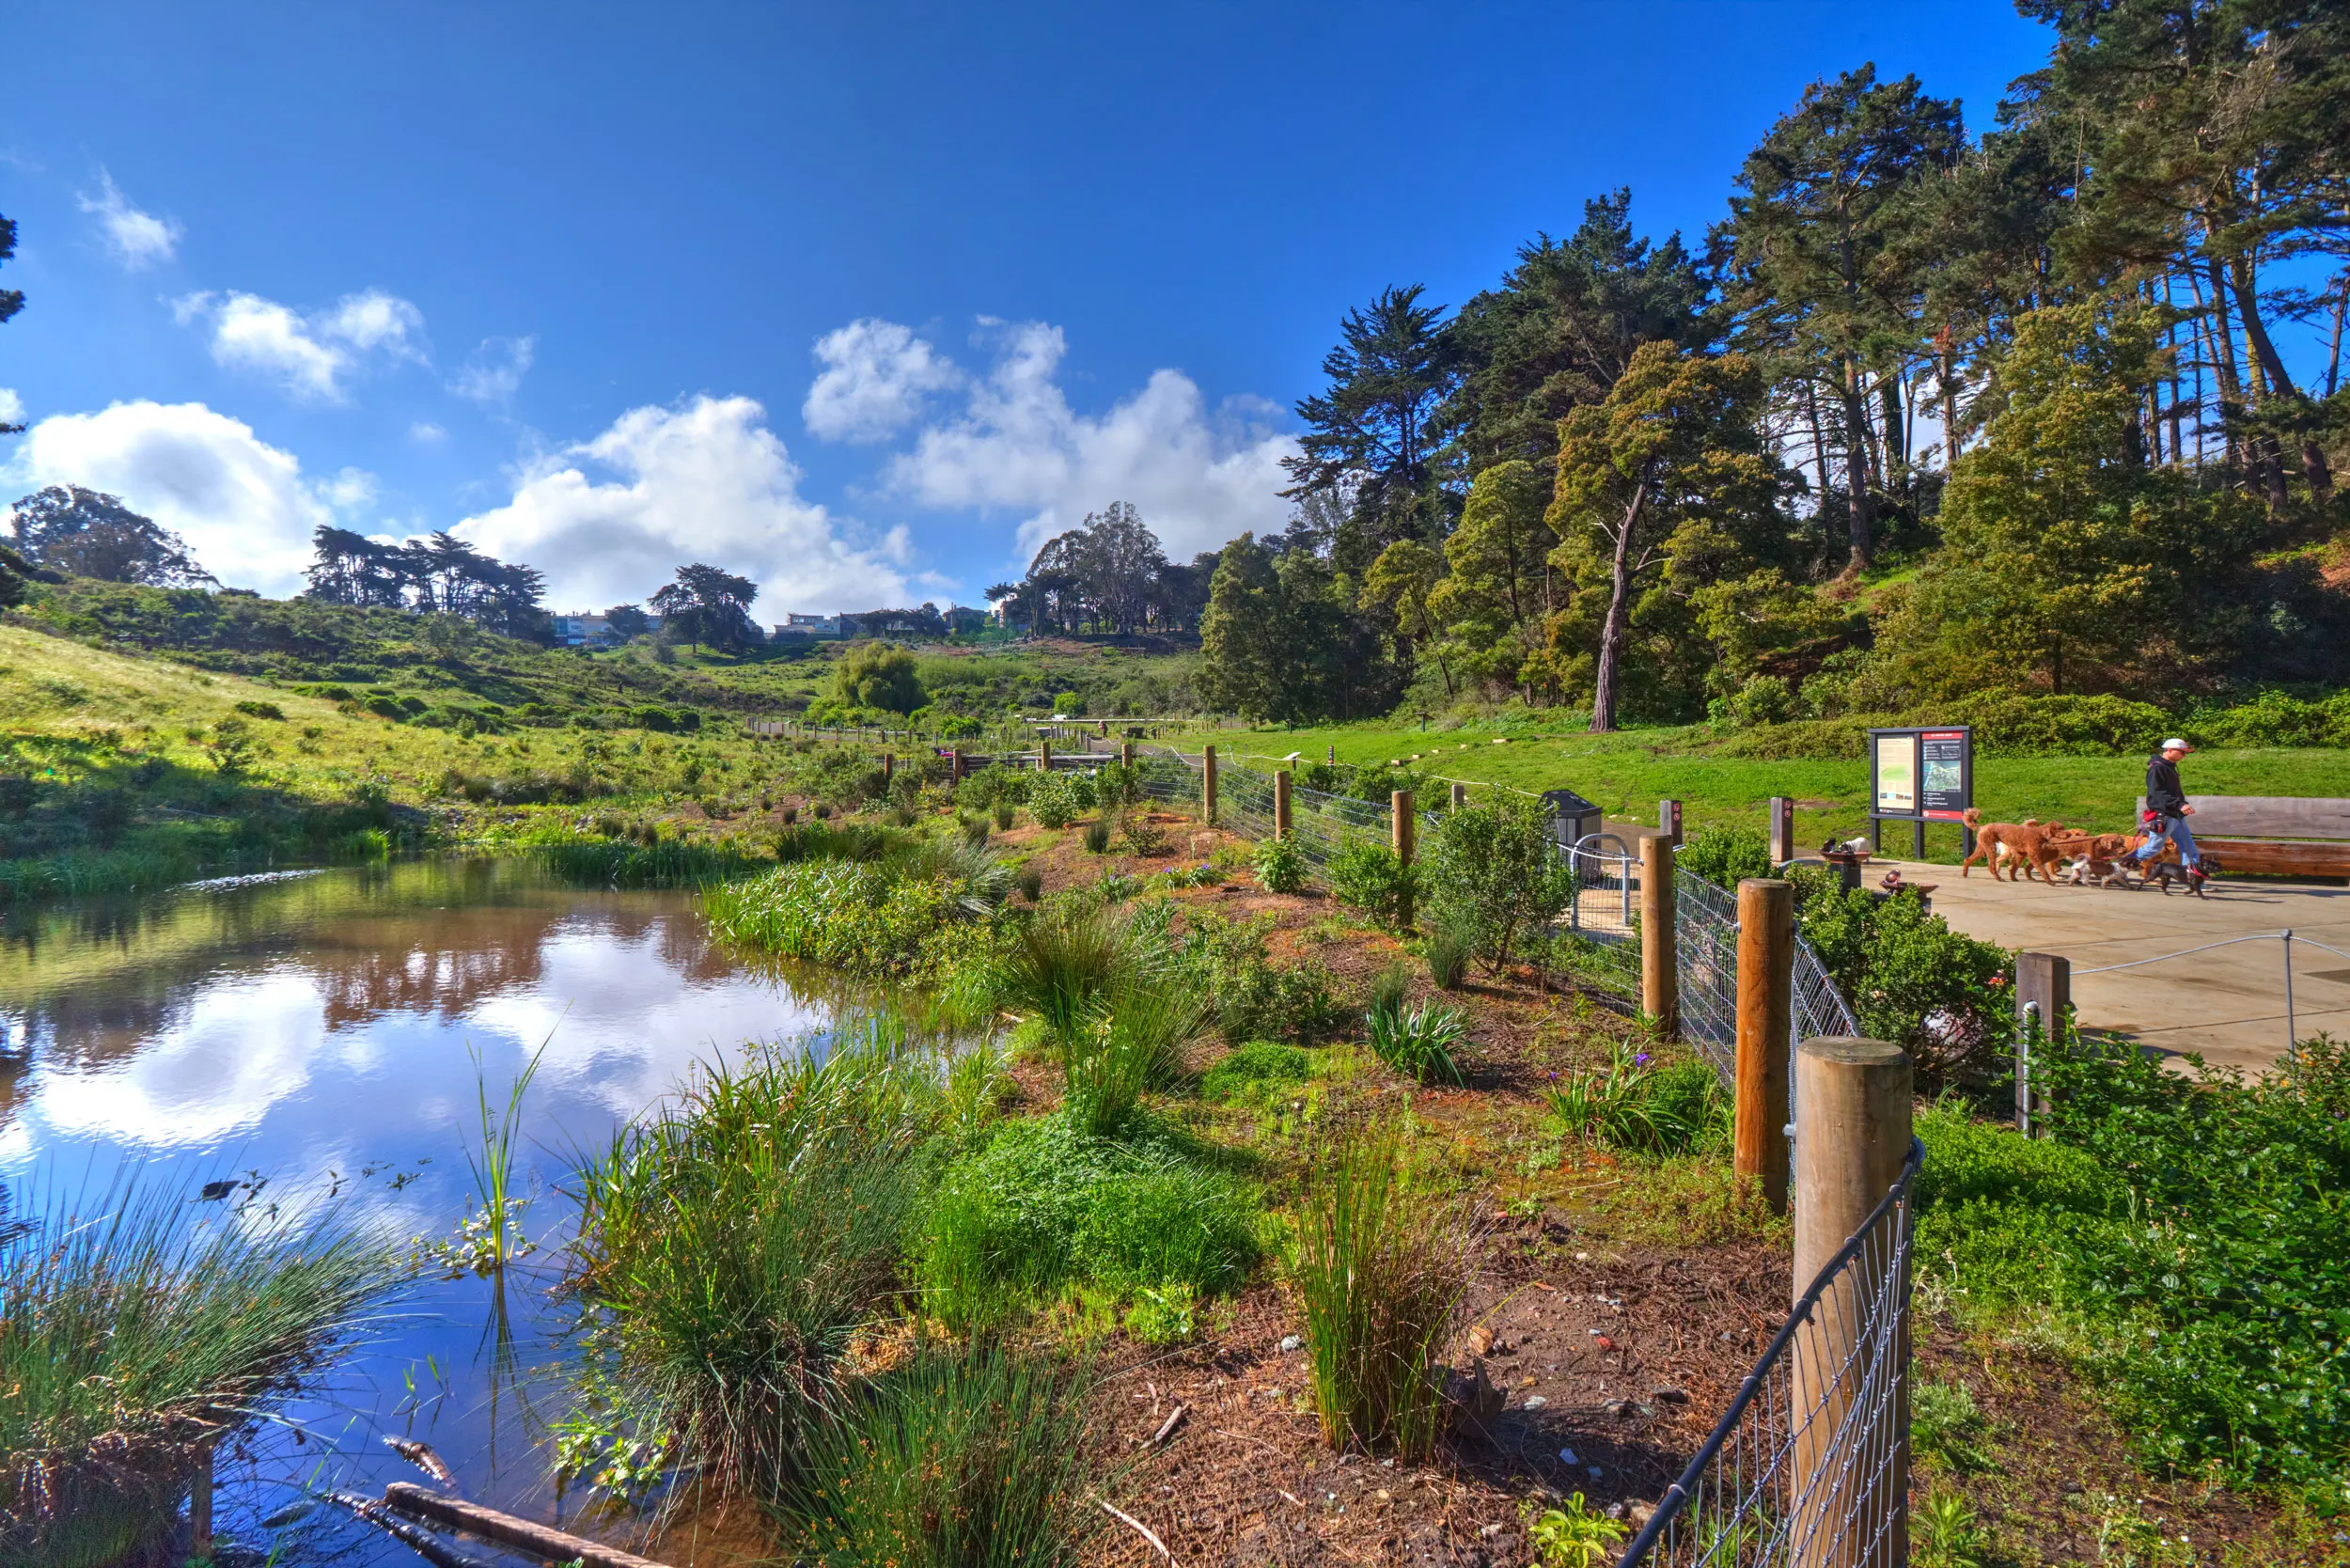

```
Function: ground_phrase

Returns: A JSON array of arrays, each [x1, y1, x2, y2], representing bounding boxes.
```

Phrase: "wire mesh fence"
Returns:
[[1618, 1137, 1925, 1567]]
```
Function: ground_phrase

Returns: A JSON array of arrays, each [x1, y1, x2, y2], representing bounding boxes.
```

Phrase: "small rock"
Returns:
[[1522, 1394, 1547, 1410], [1604, 1398, 1630, 1417], [1574, 1250, 1590, 1261], [1480, 1523, 1504, 1538], [1653, 1386, 1689, 1404], [1605, 1502, 1626, 1521], [1589, 1466, 1604, 1481], [1590, 1333, 1618, 1352], [1467, 1324, 1496, 1356], [1278, 1334, 1302, 1353], [1559, 1447, 1579, 1466]]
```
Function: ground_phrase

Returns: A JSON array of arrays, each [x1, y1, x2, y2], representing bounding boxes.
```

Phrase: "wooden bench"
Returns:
[[2135, 794, 2350, 878]]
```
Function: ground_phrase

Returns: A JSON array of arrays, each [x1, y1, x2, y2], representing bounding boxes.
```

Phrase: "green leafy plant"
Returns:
[[1544, 1045, 1728, 1154], [1422, 796, 1573, 976], [1523, 1493, 1628, 1566], [1328, 839, 1417, 929], [1082, 817, 1112, 855], [1914, 1489, 1986, 1568], [1252, 835, 1307, 894], [1119, 808, 1169, 857], [1124, 1281, 1198, 1345], [993, 799, 1015, 830], [1911, 1380, 1992, 1473], [1678, 822, 1773, 884], [1291, 1121, 1471, 1460], [1030, 773, 1078, 829], [1367, 1001, 1466, 1086], [453, 1036, 550, 1276]]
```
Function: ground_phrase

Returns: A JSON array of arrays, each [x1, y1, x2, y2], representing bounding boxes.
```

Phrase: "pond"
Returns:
[[0, 856, 826, 1562]]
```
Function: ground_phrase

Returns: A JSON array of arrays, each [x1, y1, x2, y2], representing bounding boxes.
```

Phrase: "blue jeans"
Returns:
[[2134, 814, 2199, 868]]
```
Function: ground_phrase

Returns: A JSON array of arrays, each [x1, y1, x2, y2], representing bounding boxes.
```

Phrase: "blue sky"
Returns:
[[0, 2, 2056, 618]]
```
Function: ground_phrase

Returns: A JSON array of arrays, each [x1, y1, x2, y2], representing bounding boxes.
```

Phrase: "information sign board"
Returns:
[[1867, 727, 1972, 821]]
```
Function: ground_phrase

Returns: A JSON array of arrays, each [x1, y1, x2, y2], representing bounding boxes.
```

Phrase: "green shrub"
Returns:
[[1013, 864, 1043, 902], [231, 698, 285, 720], [1423, 796, 1573, 976], [701, 860, 965, 978], [1947, 691, 2170, 757], [1030, 773, 1078, 829], [993, 799, 1015, 830], [1252, 835, 1307, 894], [1082, 818, 1112, 855], [784, 1343, 1091, 1568], [1678, 823, 1773, 886], [1328, 839, 1417, 929], [1177, 913, 1340, 1043], [1795, 880, 2011, 1090], [1291, 1122, 1470, 1460], [1119, 808, 1169, 857], [2188, 688, 2350, 749]]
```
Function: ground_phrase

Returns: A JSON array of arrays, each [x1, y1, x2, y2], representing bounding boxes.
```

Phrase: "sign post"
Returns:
[[1867, 726, 1972, 860]]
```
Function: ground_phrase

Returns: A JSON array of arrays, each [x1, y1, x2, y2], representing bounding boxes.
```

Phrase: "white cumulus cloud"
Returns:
[[803, 319, 962, 443], [455, 395, 909, 617], [77, 168, 181, 269], [3, 400, 369, 593], [876, 318, 1295, 565], [450, 336, 534, 407], [174, 289, 428, 402], [0, 389, 23, 428]]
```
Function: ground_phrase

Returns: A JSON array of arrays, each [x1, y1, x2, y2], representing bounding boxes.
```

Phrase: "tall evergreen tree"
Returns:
[[1283, 286, 1462, 568]]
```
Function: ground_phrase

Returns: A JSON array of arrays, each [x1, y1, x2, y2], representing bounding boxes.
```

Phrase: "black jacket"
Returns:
[[2145, 753, 2187, 816]]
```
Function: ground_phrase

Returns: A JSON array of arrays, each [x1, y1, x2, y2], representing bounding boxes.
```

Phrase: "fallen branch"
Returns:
[[383, 1482, 676, 1568], [384, 1436, 458, 1487], [1151, 1403, 1188, 1446], [1095, 1495, 1177, 1565], [321, 1492, 500, 1568]]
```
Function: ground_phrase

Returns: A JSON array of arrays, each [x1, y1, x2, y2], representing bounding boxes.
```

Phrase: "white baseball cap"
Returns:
[[2161, 738, 2191, 752]]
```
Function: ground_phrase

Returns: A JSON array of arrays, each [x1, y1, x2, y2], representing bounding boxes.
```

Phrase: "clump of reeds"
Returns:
[[565, 1020, 939, 1501], [0, 1182, 398, 1566], [1002, 904, 1202, 1133], [782, 1342, 1094, 1568], [1291, 1121, 1475, 1460], [532, 831, 765, 888]]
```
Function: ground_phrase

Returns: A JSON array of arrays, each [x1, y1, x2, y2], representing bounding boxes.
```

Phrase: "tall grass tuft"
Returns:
[[1291, 1122, 1474, 1460], [1000, 904, 1135, 1046], [566, 1020, 940, 1503], [530, 830, 766, 888], [0, 1182, 398, 1566], [460, 1035, 549, 1273], [1424, 924, 1472, 990], [1062, 986, 1208, 1137], [783, 1342, 1095, 1568]]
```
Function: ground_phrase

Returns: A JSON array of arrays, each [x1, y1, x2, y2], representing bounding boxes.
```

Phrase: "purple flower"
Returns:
[[1634, 1052, 1652, 1067]]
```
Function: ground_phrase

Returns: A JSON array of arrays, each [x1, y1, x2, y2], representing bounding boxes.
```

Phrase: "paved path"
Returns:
[[1876, 858, 2350, 1074]]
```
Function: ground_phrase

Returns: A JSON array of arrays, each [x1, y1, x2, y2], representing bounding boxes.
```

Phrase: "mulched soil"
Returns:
[[1087, 1227, 1791, 1567]]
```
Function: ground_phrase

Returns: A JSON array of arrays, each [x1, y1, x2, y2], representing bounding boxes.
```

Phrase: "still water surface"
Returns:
[[0, 857, 822, 1561]]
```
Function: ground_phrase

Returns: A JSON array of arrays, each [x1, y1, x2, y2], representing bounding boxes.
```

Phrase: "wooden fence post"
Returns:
[[882, 752, 894, 787], [1274, 768, 1292, 840], [1639, 831, 1678, 1037], [1735, 878, 1795, 1214], [1040, 740, 1051, 774], [949, 748, 964, 783], [1792, 1037, 1913, 1568], [1120, 741, 1134, 767], [1769, 795, 1796, 866], [1660, 797, 1684, 845], [2014, 951, 2069, 1137], [1203, 745, 1218, 824], [1392, 789, 1416, 929], [1450, 781, 1467, 811]]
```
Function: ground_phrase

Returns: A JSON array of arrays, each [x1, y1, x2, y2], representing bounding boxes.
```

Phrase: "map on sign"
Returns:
[[1868, 726, 1972, 820], [1872, 733, 1916, 814]]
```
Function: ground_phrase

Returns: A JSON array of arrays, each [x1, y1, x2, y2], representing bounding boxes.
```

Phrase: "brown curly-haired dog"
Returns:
[[1960, 808, 2072, 884]]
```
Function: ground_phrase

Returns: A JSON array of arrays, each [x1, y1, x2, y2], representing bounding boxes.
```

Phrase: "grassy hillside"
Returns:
[[0, 584, 1210, 901], [1182, 716, 2350, 859]]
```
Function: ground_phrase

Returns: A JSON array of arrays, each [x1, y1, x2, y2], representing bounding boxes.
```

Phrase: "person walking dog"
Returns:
[[2131, 738, 2206, 888]]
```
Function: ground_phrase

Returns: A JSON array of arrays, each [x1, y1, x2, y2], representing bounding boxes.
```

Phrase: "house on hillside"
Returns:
[[772, 612, 846, 639], [552, 613, 612, 646]]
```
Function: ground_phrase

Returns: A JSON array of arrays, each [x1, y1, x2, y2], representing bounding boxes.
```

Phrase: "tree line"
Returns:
[[1203, 1, 2350, 729], [988, 502, 1219, 636]]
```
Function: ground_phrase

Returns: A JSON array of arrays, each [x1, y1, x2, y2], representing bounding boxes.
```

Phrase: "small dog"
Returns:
[[1960, 809, 2073, 884], [2051, 832, 2138, 888], [2136, 854, 2220, 898]]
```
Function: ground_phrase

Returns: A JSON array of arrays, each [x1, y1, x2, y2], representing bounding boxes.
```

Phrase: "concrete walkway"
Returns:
[[1875, 858, 2350, 1074]]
